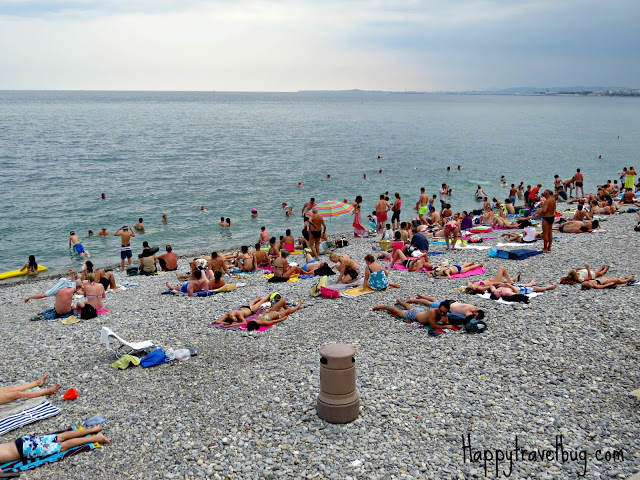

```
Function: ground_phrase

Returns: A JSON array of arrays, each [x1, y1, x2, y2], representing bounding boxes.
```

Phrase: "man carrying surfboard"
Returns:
[[68, 231, 89, 258]]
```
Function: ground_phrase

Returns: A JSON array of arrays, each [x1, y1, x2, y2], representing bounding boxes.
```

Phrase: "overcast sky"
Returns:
[[0, 0, 638, 91]]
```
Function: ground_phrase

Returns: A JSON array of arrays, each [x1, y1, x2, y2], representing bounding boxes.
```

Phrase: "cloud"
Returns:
[[0, 0, 638, 90]]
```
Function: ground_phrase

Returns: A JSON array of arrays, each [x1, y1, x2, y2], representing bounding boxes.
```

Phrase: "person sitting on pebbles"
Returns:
[[329, 252, 360, 284], [0, 425, 110, 468], [0, 373, 60, 406], [372, 299, 455, 329], [581, 274, 635, 290], [165, 269, 210, 296], [272, 250, 304, 278], [560, 264, 610, 284], [362, 254, 400, 291]]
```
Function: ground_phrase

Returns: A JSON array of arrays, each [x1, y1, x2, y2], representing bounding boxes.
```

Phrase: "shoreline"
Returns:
[[2, 206, 640, 479]]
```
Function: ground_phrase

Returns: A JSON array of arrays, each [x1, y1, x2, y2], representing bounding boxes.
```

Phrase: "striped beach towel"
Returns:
[[0, 401, 60, 436]]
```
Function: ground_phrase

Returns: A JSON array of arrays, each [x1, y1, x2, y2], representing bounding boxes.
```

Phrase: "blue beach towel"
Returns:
[[489, 248, 541, 260]]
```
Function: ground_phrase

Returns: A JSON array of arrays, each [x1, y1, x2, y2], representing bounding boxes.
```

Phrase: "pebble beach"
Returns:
[[2, 207, 640, 479]]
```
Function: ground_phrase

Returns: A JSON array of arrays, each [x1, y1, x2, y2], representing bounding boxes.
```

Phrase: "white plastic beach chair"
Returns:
[[100, 326, 155, 359]]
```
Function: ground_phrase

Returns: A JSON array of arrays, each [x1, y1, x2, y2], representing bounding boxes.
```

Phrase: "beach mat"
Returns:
[[0, 401, 60, 437], [263, 274, 301, 283], [342, 286, 379, 297], [0, 426, 101, 473]]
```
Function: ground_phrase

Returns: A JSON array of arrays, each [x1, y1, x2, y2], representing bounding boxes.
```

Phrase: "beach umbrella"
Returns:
[[315, 200, 354, 217]]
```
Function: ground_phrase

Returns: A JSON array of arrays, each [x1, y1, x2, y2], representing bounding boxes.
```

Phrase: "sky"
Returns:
[[0, 0, 638, 91]]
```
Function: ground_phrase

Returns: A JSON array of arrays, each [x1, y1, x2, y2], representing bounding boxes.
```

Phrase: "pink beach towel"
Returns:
[[449, 266, 488, 279]]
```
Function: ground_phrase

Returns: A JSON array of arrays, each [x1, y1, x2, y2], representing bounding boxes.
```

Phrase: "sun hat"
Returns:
[[61, 315, 80, 325]]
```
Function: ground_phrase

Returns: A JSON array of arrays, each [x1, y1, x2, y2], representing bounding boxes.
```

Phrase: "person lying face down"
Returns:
[[372, 299, 454, 329]]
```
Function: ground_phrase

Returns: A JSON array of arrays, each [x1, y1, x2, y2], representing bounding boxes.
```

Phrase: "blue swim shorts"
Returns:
[[18, 434, 61, 459], [74, 243, 85, 255], [403, 308, 424, 321]]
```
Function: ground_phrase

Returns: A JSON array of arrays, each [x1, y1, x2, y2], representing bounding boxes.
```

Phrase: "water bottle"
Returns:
[[174, 349, 191, 361], [165, 348, 176, 361]]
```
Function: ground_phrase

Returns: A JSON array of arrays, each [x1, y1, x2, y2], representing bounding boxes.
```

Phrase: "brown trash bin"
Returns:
[[317, 343, 360, 423]]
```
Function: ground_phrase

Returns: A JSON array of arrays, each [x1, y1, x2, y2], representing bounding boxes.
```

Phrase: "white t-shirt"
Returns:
[[522, 226, 537, 242], [576, 268, 595, 282]]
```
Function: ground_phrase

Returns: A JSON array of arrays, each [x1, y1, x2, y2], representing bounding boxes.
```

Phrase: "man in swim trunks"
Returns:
[[573, 169, 584, 198], [375, 194, 391, 232], [407, 295, 485, 324], [24, 278, 76, 316], [307, 208, 326, 258], [165, 269, 210, 297], [68, 231, 89, 257], [554, 219, 600, 233], [98, 227, 109, 236], [329, 252, 360, 284], [536, 189, 556, 253], [489, 281, 558, 299], [114, 226, 135, 271], [372, 299, 455, 329], [417, 187, 429, 223]]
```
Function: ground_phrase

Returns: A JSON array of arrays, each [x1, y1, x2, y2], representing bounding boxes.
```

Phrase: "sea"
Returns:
[[1, 91, 639, 278]]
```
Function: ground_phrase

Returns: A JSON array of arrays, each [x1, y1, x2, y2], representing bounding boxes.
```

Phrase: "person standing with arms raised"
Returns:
[[114, 226, 135, 271]]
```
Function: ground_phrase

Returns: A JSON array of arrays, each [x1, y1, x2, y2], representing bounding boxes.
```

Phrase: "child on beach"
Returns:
[[0, 425, 109, 469]]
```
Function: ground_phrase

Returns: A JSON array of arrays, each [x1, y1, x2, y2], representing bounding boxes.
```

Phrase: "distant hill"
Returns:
[[298, 87, 632, 95]]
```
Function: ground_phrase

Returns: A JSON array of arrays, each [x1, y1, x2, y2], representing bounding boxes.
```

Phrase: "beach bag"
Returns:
[[488, 249, 510, 259], [126, 266, 139, 276], [80, 304, 97, 320], [320, 286, 340, 299], [336, 238, 349, 248], [311, 276, 328, 297], [313, 264, 336, 276], [468, 235, 482, 243], [465, 318, 487, 333]]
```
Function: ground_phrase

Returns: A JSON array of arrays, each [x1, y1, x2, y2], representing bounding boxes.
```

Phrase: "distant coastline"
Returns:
[[299, 87, 640, 97]]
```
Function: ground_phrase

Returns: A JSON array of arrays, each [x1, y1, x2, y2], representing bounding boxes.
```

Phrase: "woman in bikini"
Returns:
[[214, 295, 274, 326], [561, 264, 609, 284], [235, 246, 254, 272], [389, 249, 431, 272], [581, 275, 635, 290], [245, 301, 303, 331], [74, 273, 106, 311], [272, 250, 304, 278], [19, 255, 39, 276], [466, 266, 520, 293], [431, 262, 483, 279]]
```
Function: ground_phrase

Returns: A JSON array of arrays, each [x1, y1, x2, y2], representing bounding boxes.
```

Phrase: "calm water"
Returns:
[[1, 91, 639, 276]]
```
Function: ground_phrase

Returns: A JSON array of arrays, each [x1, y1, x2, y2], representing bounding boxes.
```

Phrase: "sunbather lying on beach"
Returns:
[[466, 266, 520, 293], [0, 374, 60, 406], [489, 281, 558, 301], [388, 249, 431, 271], [372, 299, 455, 329], [581, 275, 635, 290], [0, 425, 109, 469], [213, 296, 302, 329], [431, 262, 483, 279], [500, 225, 541, 243], [406, 295, 484, 323], [560, 264, 609, 284], [165, 270, 209, 296], [245, 301, 303, 331], [553, 219, 600, 233]]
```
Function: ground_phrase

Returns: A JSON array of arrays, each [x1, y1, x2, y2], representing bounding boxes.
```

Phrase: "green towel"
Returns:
[[110, 355, 141, 369]]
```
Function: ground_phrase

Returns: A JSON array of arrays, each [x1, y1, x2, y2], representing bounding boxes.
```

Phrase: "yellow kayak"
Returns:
[[0, 265, 47, 280]]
